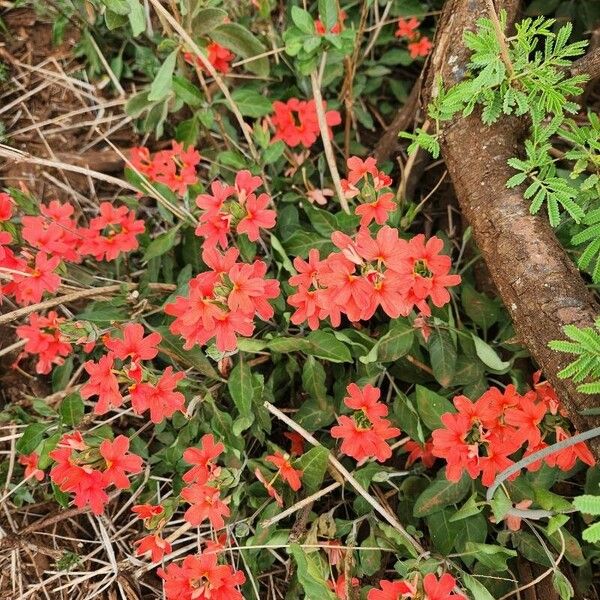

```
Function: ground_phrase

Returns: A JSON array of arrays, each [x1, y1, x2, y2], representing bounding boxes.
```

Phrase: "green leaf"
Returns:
[[296, 395, 335, 431], [361, 320, 414, 364], [393, 392, 424, 443], [472, 334, 511, 371], [191, 8, 227, 34], [211, 23, 269, 77], [465, 542, 516, 571], [148, 49, 178, 102], [306, 331, 352, 363], [102, 0, 130, 15], [228, 360, 254, 418], [296, 446, 329, 494], [126, 0, 145, 36], [463, 574, 496, 600], [413, 472, 471, 517], [229, 88, 273, 117], [582, 522, 600, 543], [461, 284, 499, 330], [282, 231, 333, 258], [172, 76, 203, 108], [17, 423, 49, 454], [144, 227, 179, 261], [428, 328, 457, 387], [450, 493, 484, 522], [59, 393, 85, 426], [318, 0, 337, 31], [425, 509, 463, 554], [156, 327, 222, 381], [290, 543, 337, 600], [415, 385, 455, 430], [302, 356, 327, 403], [573, 495, 600, 515], [263, 141, 285, 164], [291, 6, 315, 35]]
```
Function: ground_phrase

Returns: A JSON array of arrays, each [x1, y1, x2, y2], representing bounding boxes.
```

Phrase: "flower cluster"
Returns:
[[49, 432, 143, 514], [165, 245, 280, 352], [0, 195, 144, 306], [395, 17, 432, 58], [184, 41, 235, 74], [133, 503, 173, 562], [331, 383, 400, 462], [288, 227, 460, 329], [130, 141, 201, 195], [271, 98, 341, 147], [158, 542, 245, 600], [81, 323, 186, 422], [431, 376, 595, 487], [156, 435, 246, 600], [368, 573, 464, 600], [194, 170, 276, 247], [16, 311, 72, 374], [341, 156, 396, 226]]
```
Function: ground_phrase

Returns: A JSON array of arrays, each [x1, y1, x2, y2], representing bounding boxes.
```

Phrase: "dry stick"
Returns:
[[264, 401, 424, 554], [0, 145, 138, 192], [310, 69, 349, 214], [261, 481, 341, 528], [0, 283, 176, 327], [484, 0, 514, 77], [146, 0, 259, 162]]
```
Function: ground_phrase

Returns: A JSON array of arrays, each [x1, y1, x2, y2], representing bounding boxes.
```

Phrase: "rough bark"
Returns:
[[425, 0, 600, 454]]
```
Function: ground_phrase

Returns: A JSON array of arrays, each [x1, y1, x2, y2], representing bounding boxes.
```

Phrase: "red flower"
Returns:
[[81, 352, 124, 414], [347, 156, 378, 184], [315, 10, 346, 35], [328, 574, 360, 599], [104, 323, 161, 364], [99, 435, 143, 489], [255, 467, 284, 506], [132, 504, 164, 520], [131, 367, 185, 424], [355, 192, 396, 226], [548, 427, 595, 471], [71, 470, 110, 515], [265, 452, 303, 491], [184, 42, 235, 74], [344, 383, 389, 420], [0, 192, 13, 220], [165, 249, 279, 352], [19, 452, 44, 481], [158, 550, 245, 600], [394, 234, 461, 316], [21, 200, 82, 263], [5, 252, 61, 306], [195, 171, 276, 247], [80, 202, 144, 261], [423, 573, 465, 600], [395, 17, 420, 40], [271, 98, 341, 148], [408, 37, 432, 58], [135, 534, 172, 562], [16, 311, 72, 374], [331, 385, 399, 463], [504, 395, 547, 446], [367, 579, 415, 600], [182, 483, 230, 529], [331, 415, 400, 462], [183, 434, 225, 484], [205, 42, 235, 73], [284, 431, 305, 456], [404, 439, 436, 468]]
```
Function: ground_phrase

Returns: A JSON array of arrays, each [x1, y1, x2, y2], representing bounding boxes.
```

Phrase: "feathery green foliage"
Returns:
[[550, 319, 600, 394]]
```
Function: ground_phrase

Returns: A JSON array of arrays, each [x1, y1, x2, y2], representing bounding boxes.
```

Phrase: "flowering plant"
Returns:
[[2, 2, 598, 600]]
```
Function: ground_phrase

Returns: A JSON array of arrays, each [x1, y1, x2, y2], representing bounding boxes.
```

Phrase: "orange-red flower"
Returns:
[[135, 533, 172, 562], [182, 483, 230, 529], [271, 98, 341, 148], [183, 434, 225, 484], [395, 17, 420, 40], [19, 452, 44, 481], [265, 452, 303, 491], [331, 383, 400, 462]]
